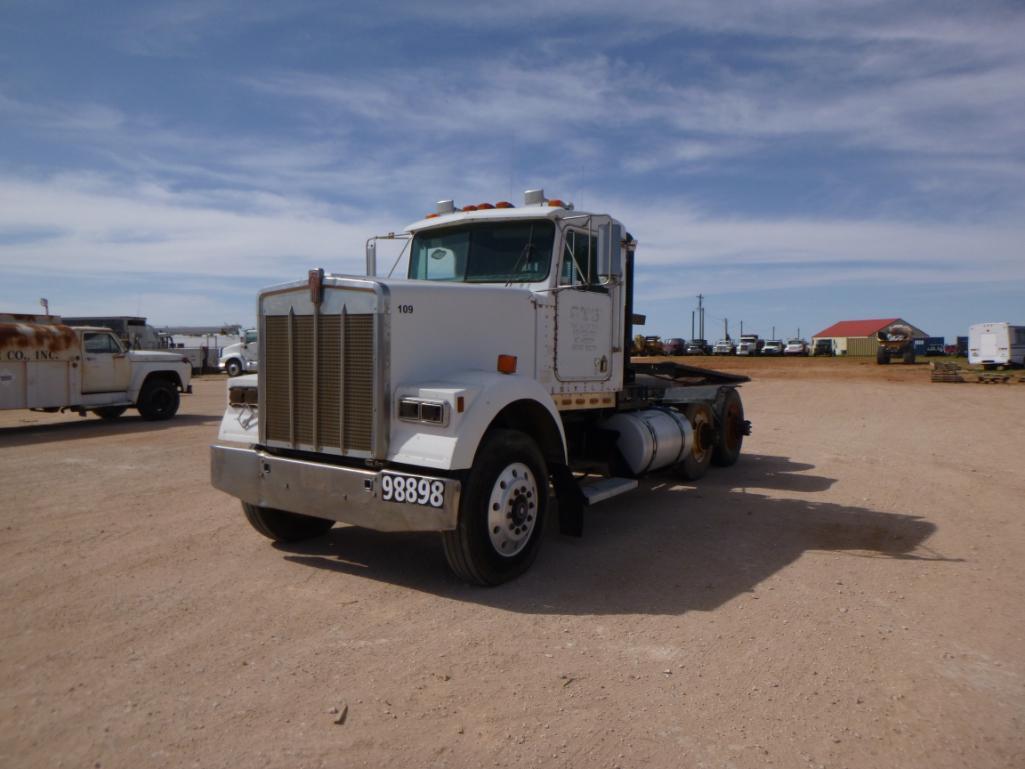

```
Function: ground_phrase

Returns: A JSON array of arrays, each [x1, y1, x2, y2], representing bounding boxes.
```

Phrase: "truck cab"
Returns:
[[211, 191, 750, 584], [219, 328, 258, 377]]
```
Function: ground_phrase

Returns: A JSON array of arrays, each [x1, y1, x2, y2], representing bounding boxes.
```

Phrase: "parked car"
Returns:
[[685, 339, 711, 355], [784, 338, 809, 356], [762, 340, 785, 356], [812, 339, 834, 356], [713, 339, 735, 355], [662, 337, 687, 356]]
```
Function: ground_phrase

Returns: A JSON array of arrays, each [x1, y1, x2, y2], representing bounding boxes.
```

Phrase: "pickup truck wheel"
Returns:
[[136, 379, 180, 421], [678, 403, 714, 480], [92, 406, 127, 420], [442, 429, 548, 586], [225, 359, 243, 378], [903, 347, 916, 364], [876, 347, 890, 364], [242, 501, 334, 542], [712, 389, 745, 467]]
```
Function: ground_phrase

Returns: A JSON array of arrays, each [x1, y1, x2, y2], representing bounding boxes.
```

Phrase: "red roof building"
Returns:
[[813, 318, 900, 338], [811, 317, 928, 356]]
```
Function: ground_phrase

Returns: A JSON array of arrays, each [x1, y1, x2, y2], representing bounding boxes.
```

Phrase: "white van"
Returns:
[[969, 322, 1025, 368]]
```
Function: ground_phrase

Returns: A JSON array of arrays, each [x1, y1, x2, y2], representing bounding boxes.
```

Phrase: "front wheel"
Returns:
[[242, 502, 335, 541], [876, 347, 890, 365], [225, 359, 243, 378], [442, 429, 548, 586], [136, 379, 180, 420]]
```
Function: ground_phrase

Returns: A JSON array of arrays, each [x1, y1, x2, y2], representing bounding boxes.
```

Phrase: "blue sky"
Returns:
[[1, 1, 1023, 340]]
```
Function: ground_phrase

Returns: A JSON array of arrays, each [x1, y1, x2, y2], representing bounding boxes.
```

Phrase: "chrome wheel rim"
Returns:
[[486, 462, 538, 558]]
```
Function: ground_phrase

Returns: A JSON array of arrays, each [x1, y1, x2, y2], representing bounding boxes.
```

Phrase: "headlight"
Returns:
[[229, 386, 258, 407], [398, 397, 448, 426]]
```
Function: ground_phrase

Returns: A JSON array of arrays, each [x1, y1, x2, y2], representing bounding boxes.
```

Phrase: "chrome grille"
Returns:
[[264, 310, 375, 454]]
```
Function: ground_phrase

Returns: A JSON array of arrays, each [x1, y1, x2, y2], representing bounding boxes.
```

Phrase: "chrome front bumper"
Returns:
[[210, 444, 460, 532]]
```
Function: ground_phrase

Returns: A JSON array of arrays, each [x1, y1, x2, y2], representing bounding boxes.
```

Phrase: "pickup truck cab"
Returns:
[[0, 314, 192, 420], [784, 339, 809, 356], [713, 339, 735, 355], [762, 340, 785, 356]]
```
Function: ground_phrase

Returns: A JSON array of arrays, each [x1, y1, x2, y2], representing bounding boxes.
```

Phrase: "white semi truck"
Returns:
[[0, 314, 192, 420], [218, 328, 258, 377], [210, 191, 751, 584]]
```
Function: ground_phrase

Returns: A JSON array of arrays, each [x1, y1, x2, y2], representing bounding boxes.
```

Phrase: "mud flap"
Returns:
[[550, 463, 585, 537]]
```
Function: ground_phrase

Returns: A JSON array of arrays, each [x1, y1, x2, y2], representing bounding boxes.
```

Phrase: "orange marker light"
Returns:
[[495, 201, 514, 208], [456, 395, 465, 413], [462, 204, 478, 211], [476, 202, 494, 209], [425, 212, 439, 218], [497, 354, 518, 375], [548, 198, 565, 207]]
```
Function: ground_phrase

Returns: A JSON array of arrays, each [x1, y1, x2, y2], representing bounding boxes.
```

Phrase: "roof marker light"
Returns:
[[548, 199, 565, 208], [495, 201, 514, 208], [462, 204, 478, 212], [476, 202, 494, 209]]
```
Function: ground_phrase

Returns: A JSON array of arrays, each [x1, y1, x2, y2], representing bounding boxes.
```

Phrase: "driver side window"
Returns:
[[84, 333, 121, 354], [560, 230, 599, 287]]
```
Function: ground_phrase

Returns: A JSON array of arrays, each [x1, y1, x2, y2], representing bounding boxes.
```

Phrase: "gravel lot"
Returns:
[[2, 361, 1023, 768]]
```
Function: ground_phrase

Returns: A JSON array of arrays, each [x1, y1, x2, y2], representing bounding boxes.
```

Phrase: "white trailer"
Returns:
[[0, 314, 193, 420], [210, 190, 751, 584], [968, 322, 1025, 368]]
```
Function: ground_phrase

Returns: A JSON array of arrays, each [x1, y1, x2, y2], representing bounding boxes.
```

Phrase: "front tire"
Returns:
[[876, 347, 890, 365], [903, 347, 916, 364], [225, 359, 243, 378], [242, 501, 335, 541], [136, 379, 180, 420], [442, 429, 548, 586]]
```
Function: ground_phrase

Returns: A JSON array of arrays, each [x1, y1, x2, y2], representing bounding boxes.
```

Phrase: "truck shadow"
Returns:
[[0, 413, 219, 448], [278, 453, 955, 616]]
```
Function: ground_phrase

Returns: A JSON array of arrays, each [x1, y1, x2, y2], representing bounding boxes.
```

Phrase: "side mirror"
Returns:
[[597, 223, 623, 279]]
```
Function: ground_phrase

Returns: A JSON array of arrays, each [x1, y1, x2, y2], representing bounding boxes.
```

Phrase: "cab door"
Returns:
[[81, 332, 131, 393], [554, 228, 614, 382]]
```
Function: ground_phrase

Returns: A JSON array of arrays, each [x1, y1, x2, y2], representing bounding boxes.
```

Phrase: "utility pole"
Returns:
[[691, 311, 695, 340], [740, 320, 744, 336], [724, 318, 729, 341], [771, 325, 776, 340], [696, 294, 704, 341]]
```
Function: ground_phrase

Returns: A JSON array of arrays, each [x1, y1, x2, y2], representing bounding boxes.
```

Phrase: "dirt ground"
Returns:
[[1, 362, 1023, 769]]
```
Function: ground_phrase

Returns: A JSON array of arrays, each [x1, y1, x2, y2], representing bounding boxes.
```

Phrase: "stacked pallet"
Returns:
[[930, 361, 1025, 384]]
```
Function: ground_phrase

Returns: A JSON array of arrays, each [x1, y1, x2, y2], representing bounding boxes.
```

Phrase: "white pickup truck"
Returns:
[[0, 314, 192, 420]]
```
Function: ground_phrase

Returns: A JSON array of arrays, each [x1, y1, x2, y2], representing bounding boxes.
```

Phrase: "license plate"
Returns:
[[379, 472, 446, 508]]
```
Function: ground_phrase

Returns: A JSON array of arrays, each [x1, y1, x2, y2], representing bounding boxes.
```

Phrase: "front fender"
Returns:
[[388, 371, 566, 471]]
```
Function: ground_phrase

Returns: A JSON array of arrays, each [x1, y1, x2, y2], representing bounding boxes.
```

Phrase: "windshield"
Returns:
[[409, 221, 555, 283]]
